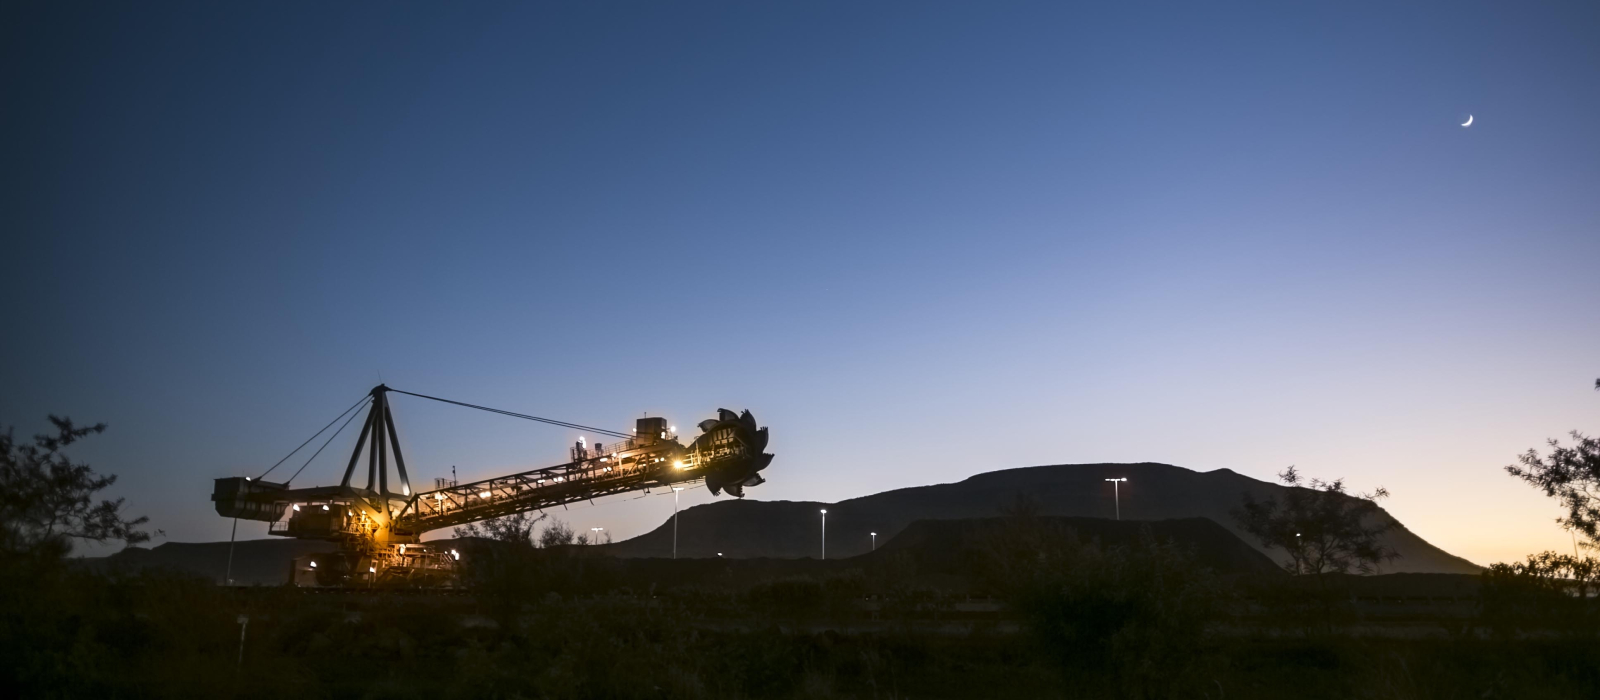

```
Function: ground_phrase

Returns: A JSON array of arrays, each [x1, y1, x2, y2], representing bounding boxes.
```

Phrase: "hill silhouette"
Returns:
[[551, 516, 1287, 593], [602, 462, 1482, 574], [862, 516, 1284, 578], [82, 538, 337, 586], [84, 462, 1480, 582], [89, 516, 1281, 590]]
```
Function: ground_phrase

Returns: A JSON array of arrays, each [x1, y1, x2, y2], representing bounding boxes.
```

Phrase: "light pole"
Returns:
[[1104, 478, 1127, 520], [870, 532, 877, 551], [672, 487, 684, 559], [820, 509, 827, 560], [236, 614, 249, 672], [590, 527, 604, 544], [224, 516, 238, 585]]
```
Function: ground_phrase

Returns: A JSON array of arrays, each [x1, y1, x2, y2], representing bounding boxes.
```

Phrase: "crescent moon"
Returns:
[[1461, 115, 1473, 127]]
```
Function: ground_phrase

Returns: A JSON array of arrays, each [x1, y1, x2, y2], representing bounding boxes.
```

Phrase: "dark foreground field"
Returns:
[[12, 518, 1599, 699], [6, 574, 1598, 700]]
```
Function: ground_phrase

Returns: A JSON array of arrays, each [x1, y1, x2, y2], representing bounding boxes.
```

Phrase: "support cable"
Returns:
[[390, 389, 634, 439], [256, 395, 371, 480], [285, 397, 371, 485]]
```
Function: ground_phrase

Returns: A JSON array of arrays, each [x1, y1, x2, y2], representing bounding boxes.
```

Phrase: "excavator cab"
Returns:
[[212, 477, 289, 521]]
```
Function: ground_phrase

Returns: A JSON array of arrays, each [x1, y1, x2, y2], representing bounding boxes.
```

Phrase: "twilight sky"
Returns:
[[3, 1, 1596, 565]]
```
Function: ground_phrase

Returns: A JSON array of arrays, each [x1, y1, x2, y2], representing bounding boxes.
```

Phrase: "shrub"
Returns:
[[1480, 551, 1600, 639], [970, 518, 1223, 699]]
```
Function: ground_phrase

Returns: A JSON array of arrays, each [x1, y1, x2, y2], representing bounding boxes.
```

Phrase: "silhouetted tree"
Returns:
[[1232, 466, 1397, 576], [1506, 432, 1600, 551], [453, 510, 545, 545], [1480, 551, 1600, 639], [971, 518, 1221, 698], [0, 416, 150, 561], [1482, 382, 1600, 635], [539, 517, 576, 548]]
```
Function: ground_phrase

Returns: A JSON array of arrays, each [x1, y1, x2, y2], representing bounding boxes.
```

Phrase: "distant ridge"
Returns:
[[602, 462, 1483, 574], [81, 463, 1481, 582], [81, 538, 337, 586], [80, 517, 1283, 588]]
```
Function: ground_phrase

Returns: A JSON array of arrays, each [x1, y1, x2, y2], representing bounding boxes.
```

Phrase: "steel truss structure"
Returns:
[[212, 385, 773, 586]]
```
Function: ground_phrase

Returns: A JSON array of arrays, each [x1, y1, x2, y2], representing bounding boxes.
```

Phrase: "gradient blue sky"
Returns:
[[3, 1, 1596, 564]]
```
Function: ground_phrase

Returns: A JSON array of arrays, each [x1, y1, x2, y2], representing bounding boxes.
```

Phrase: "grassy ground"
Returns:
[[6, 568, 1599, 700], [12, 522, 1597, 699]]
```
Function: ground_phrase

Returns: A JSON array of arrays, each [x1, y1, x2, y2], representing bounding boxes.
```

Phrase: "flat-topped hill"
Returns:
[[602, 462, 1481, 574]]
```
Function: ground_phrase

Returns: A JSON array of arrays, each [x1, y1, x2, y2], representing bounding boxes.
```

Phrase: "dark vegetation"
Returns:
[[1506, 429, 1600, 550], [1232, 466, 1397, 576], [1481, 379, 1600, 642], [1231, 467, 1401, 630], [0, 416, 152, 560], [5, 410, 1600, 699]]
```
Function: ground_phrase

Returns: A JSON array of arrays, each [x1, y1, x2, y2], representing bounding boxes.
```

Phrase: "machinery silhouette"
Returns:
[[212, 385, 773, 586]]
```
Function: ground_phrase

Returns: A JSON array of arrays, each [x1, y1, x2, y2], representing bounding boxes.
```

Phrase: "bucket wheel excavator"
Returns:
[[211, 385, 773, 587]]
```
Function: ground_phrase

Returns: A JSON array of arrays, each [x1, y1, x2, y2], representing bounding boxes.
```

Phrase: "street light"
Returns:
[[819, 508, 832, 559], [673, 487, 685, 559], [590, 527, 604, 544], [236, 614, 249, 672], [1104, 478, 1127, 520], [870, 532, 877, 551]]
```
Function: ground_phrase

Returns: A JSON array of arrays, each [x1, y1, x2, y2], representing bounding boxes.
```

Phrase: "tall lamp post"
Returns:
[[672, 487, 684, 559], [870, 532, 877, 552], [820, 509, 827, 560], [224, 517, 238, 585], [1104, 477, 1127, 520], [590, 527, 604, 544]]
